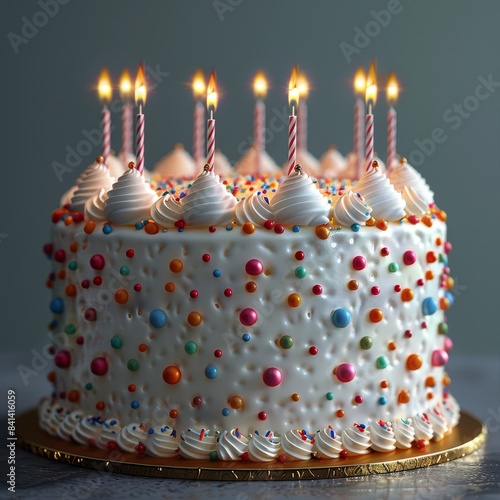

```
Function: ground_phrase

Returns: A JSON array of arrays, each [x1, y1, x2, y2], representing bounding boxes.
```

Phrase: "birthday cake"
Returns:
[[39, 153, 458, 462]]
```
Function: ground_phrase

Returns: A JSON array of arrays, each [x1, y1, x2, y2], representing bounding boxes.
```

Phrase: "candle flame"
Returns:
[[386, 72, 399, 103], [207, 70, 218, 111], [119, 70, 133, 100], [354, 67, 366, 96], [253, 71, 268, 99], [192, 69, 206, 99], [297, 71, 309, 99], [98, 69, 112, 103], [135, 62, 147, 106], [288, 65, 299, 107], [365, 60, 377, 106]]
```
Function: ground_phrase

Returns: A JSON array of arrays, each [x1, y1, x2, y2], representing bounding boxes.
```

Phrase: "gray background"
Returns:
[[1, 0, 499, 358]]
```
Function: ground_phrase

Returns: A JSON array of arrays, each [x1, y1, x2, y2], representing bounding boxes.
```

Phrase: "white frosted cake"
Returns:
[[40, 155, 458, 461]]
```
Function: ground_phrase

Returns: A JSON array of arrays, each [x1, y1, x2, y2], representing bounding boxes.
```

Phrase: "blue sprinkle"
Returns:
[[226, 225, 233, 231], [242, 333, 251, 342], [213, 269, 221, 277], [131, 400, 140, 409], [445, 291, 455, 307], [149, 309, 168, 328], [50, 297, 64, 314], [178, 228, 184, 232], [135, 222, 144, 230], [331, 308, 351, 328], [351, 223, 360, 232], [378, 396, 387, 405], [148, 428, 154, 434], [102, 224, 113, 234], [422, 297, 438, 315], [162, 228, 168, 233], [222, 408, 230, 417], [180, 192, 186, 198], [110, 420, 116, 425], [292, 225, 300, 232]]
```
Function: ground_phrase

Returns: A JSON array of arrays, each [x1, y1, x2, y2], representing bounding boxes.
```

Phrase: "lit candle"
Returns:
[[297, 71, 309, 151], [353, 67, 366, 177], [206, 70, 218, 171], [287, 65, 299, 175], [364, 61, 377, 174], [134, 62, 147, 174], [253, 71, 268, 175], [192, 70, 206, 166], [97, 69, 112, 167], [119, 70, 133, 159], [386, 72, 399, 172]]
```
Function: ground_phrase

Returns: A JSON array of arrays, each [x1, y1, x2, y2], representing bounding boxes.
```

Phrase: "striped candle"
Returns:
[[121, 102, 133, 157], [193, 101, 205, 165], [287, 114, 297, 175], [387, 105, 397, 172], [207, 117, 215, 171], [297, 100, 307, 151], [354, 98, 364, 177], [254, 99, 265, 174], [101, 106, 111, 166], [364, 110, 374, 172], [135, 112, 145, 174]]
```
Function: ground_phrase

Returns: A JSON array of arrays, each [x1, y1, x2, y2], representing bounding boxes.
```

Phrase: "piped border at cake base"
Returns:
[[17, 408, 486, 481]]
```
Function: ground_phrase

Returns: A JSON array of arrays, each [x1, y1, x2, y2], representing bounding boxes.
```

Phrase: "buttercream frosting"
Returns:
[[145, 425, 179, 457], [341, 424, 371, 455], [281, 429, 314, 460], [247, 432, 281, 462], [368, 421, 396, 452], [178, 428, 217, 459], [116, 423, 149, 453], [393, 417, 415, 449], [84, 188, 108, 223], [216, 429, 249, 460], [389, 158, 434, 205], [333, 191, 372, 227], [153, 144, 197, 179], [235, 192, 273, 226], [150, 194, 183, 227], [313, 427, 343, 458]]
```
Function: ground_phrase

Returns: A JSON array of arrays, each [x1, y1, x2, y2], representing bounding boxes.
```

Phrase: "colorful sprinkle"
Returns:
[[262, 367, 282, 387], [162, 366, 182, 384], [335, 363, 356, 383], [90, 357, 108, 376], [205, 365, 218, 379], [332, 308, 351, 328]]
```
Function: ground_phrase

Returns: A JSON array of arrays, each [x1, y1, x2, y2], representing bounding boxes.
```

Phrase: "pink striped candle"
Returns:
[[101, 106, 111, 166], [297, 100, 307, 151], [121, 102, 133, 157], [206, 116, 215, 170], [364, 61, 377, 173], [193, 101, 205, 165], [254, 99, 265, 173], [364, 109, 374, 172], [386, 105, 397, 172], [354, 98, 364, 176], [135, 111, 145, 174], [287, 114, 297, 175]]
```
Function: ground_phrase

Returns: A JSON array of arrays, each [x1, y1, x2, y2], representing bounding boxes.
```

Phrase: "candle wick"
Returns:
[[210, 109, 214, 120], [292, 104, 296, 116], [139, 103, 143, 115]]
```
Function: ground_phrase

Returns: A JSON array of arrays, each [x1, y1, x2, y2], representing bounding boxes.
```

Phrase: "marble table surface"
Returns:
[[1, 353, 499, 499]]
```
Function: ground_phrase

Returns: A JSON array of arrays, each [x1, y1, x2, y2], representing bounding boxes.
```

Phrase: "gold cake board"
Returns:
[[17, 408, 486, 481]]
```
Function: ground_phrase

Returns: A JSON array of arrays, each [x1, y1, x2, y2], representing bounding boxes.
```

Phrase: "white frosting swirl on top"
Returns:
[[234, 147, 279, 176], [145, 425, 179, 457], [313, 427, 343, 458], [333, 191, 372, 227], [388, 159, 434, 205], [235, 192, 273, 226], [38, 399, 52, 434], [443, 393, 460, 429], [271, 168, 330, 226], [182, 169, 236, 226], [247, 432, 281, 462], [401, 186, 429, 216], [368, 421, 396, 452], [153, 144, 197, 179], [281, 429, 314, 460], [97, 419, 121, 449], [413, 413, 434, 442], [150, 195, 183, 227], [60, 185, 77, 208], [104, 168, 158, 225], [355, 165, 406, 221], [320, 146, 347, 178], [393, 417, 415, 449], [216, 429, 249, 460], [72, 416, 103, 446], [428, 405, 448, 441], [85, 188, 108, 223], [178, 428, 217, 459], [57, 410, 83, 441], [341, 424, 371, 455], [117, 423, 149, 453], [70, 161, 114, 213]]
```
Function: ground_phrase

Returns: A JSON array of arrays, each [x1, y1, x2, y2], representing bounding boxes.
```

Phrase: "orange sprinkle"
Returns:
[[435, 237, 443, 246], [96, 401, 105, 411], [347, 280, 359, 291], [128, 384, 136, 392], [375, 219, 388, 231], [229, 395, 244, 409], [165, 282, 175, 293], [65, 284, 77, 297], [443, 375, 451, 386], [425, 270, 435, 280], [336, 409, 345, 418], [369, 308, 384, 323], [69, 242, 78, 253], [145, 221, 159, 235], [425, 376, 435, 387], [315, 225, 330, 239], [406, 354, 423, 370], [446, 277, 455, 290], [47, 371, 56, 383], [380, 380, 389, 389], [291, 393, 300, 402], [138, 343, 148, 352], [427, 393, 434, 400], [187, 311, 202, 326], [169, 409, 179, 418], [421, 215, 433, 227], [84, 221, 96, 234], [398, 390, 410, 404], [163, 365, 182, 384], [114, 288, 129, 304], [58, 270, 66, 280], [366, 216, 376, 227], [401, 288, 414, 302], [245, 281, 257, 293], [439, 297, 450, 310], [388, 341, 397, 351], [67, 389, 80, 403], [287, 293, 301, 307], [426, 251, 437, 263], [436, 209, 447, 221], [64, 216, 73, 226], [242, 221, 255, 234], [169, 259, 183, 273]]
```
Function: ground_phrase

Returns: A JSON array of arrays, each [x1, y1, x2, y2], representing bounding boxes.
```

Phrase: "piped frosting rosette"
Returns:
[[401, 186, 429, 216], [70, 159, 114, 213], [181, 167, 237, 226], [320, 145, 347, 178], [413, 413, 434, 443], [333, 191, 372, 227], [393, 417, 415, 449], [428, 405, 449, 441], [235, 192, 273, 226], [104, 167, 158, 225], [43, 404, 66, 437], [313, 427, 343, 458], [355, 163, 406, 220], [153, 144, 196, 179], [72, 416, 103, 446], [97, 419, 121, 449], [178, 428, 217, 459], [281, 429, 314, 460], [443, 393, 460, 429], [271, 166, 330, 226], [388, 158, 434, 205], [150, 194, 183, 226], [216, 429, 249, 460], [368, 420, 396, 452], [247, 431, 281, 462], [117, 423, 149, 453], [145, 425, 179, 457], [57, 410, 83, 441], [341, 423, 371, 454], [85, 188, 108, 223]]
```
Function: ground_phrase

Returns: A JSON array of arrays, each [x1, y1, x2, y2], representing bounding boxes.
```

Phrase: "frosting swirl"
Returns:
[[393, 417, 415, 449], [320, 145, 347, 178], [271, 167, 330, 226], [355, 165, 406, 220], [57, 410, 83, 441], [401, 186, 429, 216], [216, 429, 249, 460], [85, 188, 108, 223], [97, 419, 121, 449], [45, 404, 66, 437], [235, 192, 273, 226], [247, 432, 281, 462], [281, 429, 314, 460], [72, 416, 103, 446], [150, 194, 183, 226], [182, 169, 236, 226], [368, 421, 396, 452], [153, 144, 196, 179], [388, 159, 434, 205], [117, 423, 149, 453], [104, 168, 158, 225], [313, 427, 343, 458], [178, 428, 217, 459], [145, 425, 179, 457], [70, 160, 114, 213], [428, 405, 448, 441], [413, 413, 434, 442], [333, 191, 372, 226], [341, 424, 371, 454], [443, 393, 460, 429]]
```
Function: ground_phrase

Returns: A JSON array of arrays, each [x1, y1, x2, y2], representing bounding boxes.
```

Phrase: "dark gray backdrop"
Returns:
[[1, 0, 499, 356]]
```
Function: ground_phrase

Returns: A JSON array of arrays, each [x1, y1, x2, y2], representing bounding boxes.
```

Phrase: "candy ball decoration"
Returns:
[[331, 308, 351, 328], [431, 349, 449, 367], [89, 254, 105, 270], [84, 308, 97, 321], [422, 297, 438, 315], [352, 256, 367, 270], [150, 309, 168, 328], [245, 259, 263, 276], [90, 357, 109, 376], [262, 367, 283, 387], [54, 350, 71, 369], [335, 363, 356, 382], [239, 308, 258, 326], [50, 297, 64, 314], [403, 250, 417, 265], [205, 365, 218, 379], [163, 365, 182, 384], [444, 337, 453, 352]]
